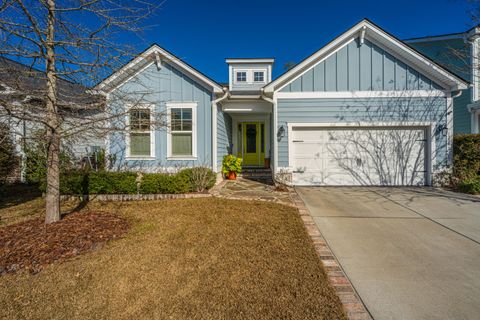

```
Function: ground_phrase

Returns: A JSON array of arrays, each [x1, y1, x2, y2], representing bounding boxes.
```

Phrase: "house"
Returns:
[[96, 19, 467, 186], [0, 57, 105, 182], [405, 26, 480, 134]]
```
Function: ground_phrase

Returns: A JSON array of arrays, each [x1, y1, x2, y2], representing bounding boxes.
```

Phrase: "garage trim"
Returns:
[[286, 122, 436, 186]]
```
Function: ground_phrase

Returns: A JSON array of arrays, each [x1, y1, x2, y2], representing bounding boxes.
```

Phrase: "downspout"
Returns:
[[452, 90, 463, 99], [211, 87, 229, 172]]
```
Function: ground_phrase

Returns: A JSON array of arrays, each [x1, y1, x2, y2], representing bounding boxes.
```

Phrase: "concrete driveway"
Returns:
[[296, 187, 480, 320]]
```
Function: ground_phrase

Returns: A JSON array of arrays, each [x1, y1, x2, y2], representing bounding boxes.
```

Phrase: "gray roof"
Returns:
[[0, 57, 104, 109]]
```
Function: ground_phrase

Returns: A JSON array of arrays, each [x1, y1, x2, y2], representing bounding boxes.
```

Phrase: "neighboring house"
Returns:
[[0, 57, 105, 182], [96, 19, 467, 186], [406, 26, 480, 134]]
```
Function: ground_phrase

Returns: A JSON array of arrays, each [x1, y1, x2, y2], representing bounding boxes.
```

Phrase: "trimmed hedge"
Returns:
[[40, 168, 216, 195], [139, 173, 190, 194]]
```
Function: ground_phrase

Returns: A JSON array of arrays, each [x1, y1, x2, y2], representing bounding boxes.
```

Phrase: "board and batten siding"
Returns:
[[108, 61, 213, 171], [217, 107, 232, 169], [277, 97, 449, 171], [281, 38, 443, 93]]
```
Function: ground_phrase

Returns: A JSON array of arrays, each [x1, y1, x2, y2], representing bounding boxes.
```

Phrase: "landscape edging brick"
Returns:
[[288, 188, 373, 320], [59, 193, 212, 202]]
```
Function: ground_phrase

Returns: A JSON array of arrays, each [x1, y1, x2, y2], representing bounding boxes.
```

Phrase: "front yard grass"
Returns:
[[0, 196, 346, 320]]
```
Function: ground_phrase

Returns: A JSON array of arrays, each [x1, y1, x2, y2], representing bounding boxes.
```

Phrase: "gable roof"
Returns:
[[263, 19, 468, 93], [95, 44, 224, 94]]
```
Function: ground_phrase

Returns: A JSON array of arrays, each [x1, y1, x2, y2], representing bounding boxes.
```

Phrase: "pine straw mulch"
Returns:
[[0, 211, 129, 275]]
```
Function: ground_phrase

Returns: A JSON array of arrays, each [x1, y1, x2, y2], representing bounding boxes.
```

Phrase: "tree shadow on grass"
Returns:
[[0, 183, 42, 210]]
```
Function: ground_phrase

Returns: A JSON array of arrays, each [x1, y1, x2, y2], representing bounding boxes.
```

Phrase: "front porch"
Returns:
[[221, 99, 273, 168]]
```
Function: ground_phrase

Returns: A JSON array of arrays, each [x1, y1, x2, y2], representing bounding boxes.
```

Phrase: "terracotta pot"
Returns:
[[264, 158, 270, 168], [227, 171, 237, 180]]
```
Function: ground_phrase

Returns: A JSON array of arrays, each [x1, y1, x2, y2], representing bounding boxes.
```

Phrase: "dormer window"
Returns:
[[226, 58, 274, 90], [236, 71, 247, 82], [254, 71, 265, 82]]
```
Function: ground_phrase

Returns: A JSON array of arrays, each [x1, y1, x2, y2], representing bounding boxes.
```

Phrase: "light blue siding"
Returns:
[[348, 41, 360, 91], [407, 38, 472, 133], [277, 97, 449, 171], [325, 54, 337, 91], [313, 62, 325, 91], [108, 62, 213, 170], [281, 38, 443, 92], [453, 88, 472, 133], [395, 61, 407, 90], [217, 107, 232, 168]]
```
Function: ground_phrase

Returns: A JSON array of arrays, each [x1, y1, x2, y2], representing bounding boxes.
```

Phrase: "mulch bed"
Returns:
[[0, 211, 129, 275]]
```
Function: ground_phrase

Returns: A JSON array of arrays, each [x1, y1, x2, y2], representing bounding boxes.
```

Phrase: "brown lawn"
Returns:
[[0, 194, 346, 320]]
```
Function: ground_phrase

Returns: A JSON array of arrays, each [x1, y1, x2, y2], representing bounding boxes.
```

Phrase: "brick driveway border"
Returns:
[[289, 188, 373, 320]]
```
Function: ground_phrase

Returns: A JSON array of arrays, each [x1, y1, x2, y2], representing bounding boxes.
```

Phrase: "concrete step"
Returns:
[[239, 168, 274, 185]]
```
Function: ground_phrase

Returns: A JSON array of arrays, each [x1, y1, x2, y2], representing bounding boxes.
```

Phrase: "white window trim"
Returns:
[[253, 69, 267, 83], [471, 37, 480, 102], [125, 104, 156, 160], [166, 102, 198, 160], [234, 70, 248, 84]]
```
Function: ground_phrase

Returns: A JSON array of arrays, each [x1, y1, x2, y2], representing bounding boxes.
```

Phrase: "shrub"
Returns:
[[139, 172, 190, 194], [0, 124, 17, 184], [25, 129, 75, 186], [178, 167, 216, 192], [60, 170, 88, 195], [457, 176, 480, 194], [453, 134, 480, 184], [46, 167, 216, 195], [88, 171, 137, 194]]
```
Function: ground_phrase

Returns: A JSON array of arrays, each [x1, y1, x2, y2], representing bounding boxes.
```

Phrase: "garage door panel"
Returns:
[[291, 127, 427, 186]]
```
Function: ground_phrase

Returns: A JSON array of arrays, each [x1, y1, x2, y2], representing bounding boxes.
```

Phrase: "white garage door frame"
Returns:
[[286, 122, 436, 186]]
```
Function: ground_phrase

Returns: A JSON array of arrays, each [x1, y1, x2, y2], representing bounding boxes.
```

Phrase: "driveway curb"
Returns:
[[289, 188, 373, 320]]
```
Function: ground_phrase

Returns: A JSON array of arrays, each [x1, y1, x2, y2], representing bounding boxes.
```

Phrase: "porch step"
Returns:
[[239, 168, 274, 185]]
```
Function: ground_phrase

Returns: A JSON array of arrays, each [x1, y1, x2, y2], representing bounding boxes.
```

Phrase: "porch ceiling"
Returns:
[[222, 99, 272, 114]]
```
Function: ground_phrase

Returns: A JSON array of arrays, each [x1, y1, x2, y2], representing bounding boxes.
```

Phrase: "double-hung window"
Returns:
[[128, 106, 154, 158], [167, 103, 197, 158]]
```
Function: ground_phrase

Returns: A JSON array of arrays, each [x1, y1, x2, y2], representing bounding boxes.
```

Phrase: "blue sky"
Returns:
[[134, 0, 472, 83]]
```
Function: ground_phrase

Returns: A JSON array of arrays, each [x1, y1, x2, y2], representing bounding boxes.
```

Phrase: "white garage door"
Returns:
[[291, 126, 427, 186]]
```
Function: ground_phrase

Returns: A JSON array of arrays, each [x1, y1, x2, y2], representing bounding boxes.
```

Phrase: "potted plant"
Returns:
[[222, 155, 242, 180]]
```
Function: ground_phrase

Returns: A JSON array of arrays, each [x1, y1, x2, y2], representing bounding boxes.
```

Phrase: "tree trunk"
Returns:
[[45, 0, 60, 224]]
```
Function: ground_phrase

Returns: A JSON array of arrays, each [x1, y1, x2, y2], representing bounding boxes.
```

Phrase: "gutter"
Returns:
[[260, 88, 274, 104], [211, 87, 230, 172]]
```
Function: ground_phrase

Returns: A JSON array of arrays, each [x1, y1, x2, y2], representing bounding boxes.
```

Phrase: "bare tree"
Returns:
[[0, 0, 161, 223]]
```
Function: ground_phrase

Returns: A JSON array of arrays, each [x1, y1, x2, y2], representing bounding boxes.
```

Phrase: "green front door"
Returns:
[[241, 122, 265, 167]]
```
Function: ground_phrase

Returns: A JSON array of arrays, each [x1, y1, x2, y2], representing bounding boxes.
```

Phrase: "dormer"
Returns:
[[226, 58, 274, 92]]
